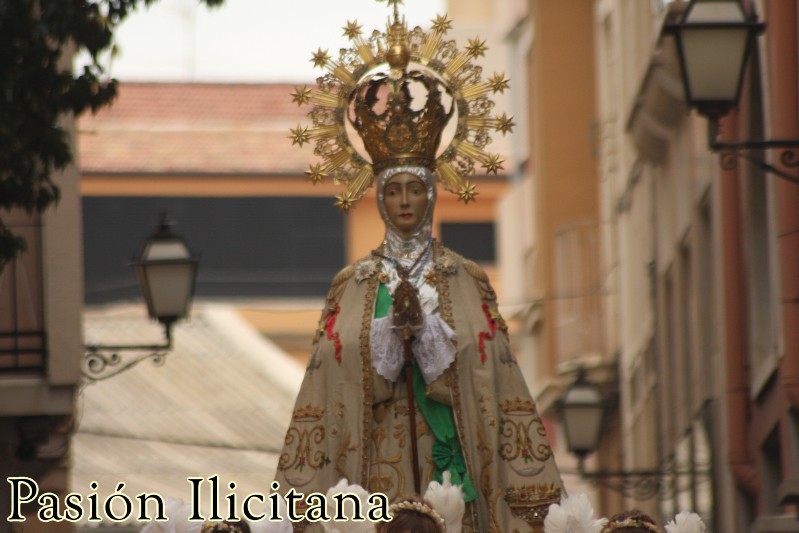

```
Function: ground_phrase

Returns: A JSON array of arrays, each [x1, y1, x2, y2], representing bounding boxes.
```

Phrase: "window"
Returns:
[[83, 197, 346, 303], [440, 222, 496, 264]]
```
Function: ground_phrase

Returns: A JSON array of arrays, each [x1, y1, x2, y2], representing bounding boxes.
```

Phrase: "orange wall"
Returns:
[[530, 0, 599, 371]]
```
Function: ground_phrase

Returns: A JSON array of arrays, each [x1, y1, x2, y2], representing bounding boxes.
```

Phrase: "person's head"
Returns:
[[376, 496, 446, 533], [601, 510, 661, 533], [376, 166, 436, 239], [200, 521, 250, 533]]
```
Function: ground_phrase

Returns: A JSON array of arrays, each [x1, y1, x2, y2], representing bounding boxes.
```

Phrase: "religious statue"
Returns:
[[277, 2, 563, 531]]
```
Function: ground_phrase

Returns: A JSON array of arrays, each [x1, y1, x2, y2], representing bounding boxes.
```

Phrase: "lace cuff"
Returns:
[[413, 315, 456, 384], [370, 316, 405, 382], [370, 313, 457, 384]]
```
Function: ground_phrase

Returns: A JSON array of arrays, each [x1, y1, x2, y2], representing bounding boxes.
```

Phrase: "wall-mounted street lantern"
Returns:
[[558, 369, 704, 500], [664, 0, 799, 184], [559, 368, 605, 459], [83, 215, 199, 382]]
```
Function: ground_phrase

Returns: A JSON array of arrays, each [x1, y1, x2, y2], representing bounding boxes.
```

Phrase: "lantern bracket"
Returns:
[[81, 214, 198, 384], [559, 368, 711, 500], [573, 456, 708, 500], [82, 322, 173, 382], [662, 0, 799, 185], [707, 116, 799, 186]]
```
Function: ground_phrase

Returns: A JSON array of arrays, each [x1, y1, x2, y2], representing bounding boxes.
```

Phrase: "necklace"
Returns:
[[373, 238, 433, 286]]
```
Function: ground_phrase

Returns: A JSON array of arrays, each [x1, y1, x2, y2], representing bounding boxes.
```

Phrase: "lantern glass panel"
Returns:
[[687, 2, 745, 24], [561, 384, 604, 455], [140, 262, 195, 320], [137, 236, 195, 322], [681, 27, 749, 102], [143, 240, 190, 261], [678, 0, 750, 104]]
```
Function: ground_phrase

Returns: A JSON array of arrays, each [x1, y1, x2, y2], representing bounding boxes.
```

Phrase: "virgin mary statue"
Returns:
[[277, 7, 563, 532]]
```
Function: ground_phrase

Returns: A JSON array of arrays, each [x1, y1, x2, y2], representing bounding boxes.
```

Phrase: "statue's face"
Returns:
[[382, 172, 429, 236]]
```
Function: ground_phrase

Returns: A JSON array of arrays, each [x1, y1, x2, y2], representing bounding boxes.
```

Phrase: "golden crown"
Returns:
[[289, 1, 515, 211], [293, 403, 325, 422], [352, 70, 452, 173]]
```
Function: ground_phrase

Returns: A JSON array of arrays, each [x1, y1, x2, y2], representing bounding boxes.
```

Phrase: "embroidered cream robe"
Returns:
[[275, 243, 563, 532]]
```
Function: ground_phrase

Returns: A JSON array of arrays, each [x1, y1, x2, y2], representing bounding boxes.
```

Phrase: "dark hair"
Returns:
[[200, 521, 251, 533], [601, 509, 661, 533]]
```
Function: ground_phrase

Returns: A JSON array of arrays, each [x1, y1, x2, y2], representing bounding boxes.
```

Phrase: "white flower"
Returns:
[[665, 512, 705, 533], [424, 471, 466, 533], [322, 479, 372, 533], [544, 493, 607, 533], [140, 497, 199, 533]]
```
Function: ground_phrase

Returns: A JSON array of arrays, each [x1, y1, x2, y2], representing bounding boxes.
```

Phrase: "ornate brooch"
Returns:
[[434, 255, 458, 275], [354, 259, 378, 283]]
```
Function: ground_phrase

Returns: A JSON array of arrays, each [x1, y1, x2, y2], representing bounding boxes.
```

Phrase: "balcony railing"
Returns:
[[554, 221, 605, 365], [0, 210, 45, 373]]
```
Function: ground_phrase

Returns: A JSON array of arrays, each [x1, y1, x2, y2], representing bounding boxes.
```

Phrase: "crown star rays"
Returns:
[[431, 14, 453, 34], [291, 86, 312, 106], [482, 154, 505, 175], [466, 37, 487, 57], [310, 48, 331, 68], [305, 163, 326, 185], [495, 112, 515, 134], [289, 125, 310, 147], [290, 11, 512, 211], [376, 0, 403, 8], [342, 20, 362, 39], [458, 182, 479, 204], [335, 192, 356, 213]]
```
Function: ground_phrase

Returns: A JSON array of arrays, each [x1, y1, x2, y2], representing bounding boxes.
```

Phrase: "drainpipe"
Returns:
[[720, 113, 760, 497], [767, 0, 799, 410]]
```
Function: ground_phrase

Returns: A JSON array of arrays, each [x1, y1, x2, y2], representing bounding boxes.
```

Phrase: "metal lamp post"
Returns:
[[557, 369, 705, 500], [668, 0, 763, 118], [134, 216, 199, 333], [664, 0, 799, 184], [83, 215, 199, 382]]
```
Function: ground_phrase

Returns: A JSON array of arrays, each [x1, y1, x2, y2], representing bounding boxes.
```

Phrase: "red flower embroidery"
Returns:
[[325, 305, 343, 364], [478, 303, 497, 364]]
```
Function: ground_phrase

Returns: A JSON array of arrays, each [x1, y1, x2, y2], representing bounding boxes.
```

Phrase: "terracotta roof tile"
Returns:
[[78, 82, 313, 174], [77, 81, 513, 176]]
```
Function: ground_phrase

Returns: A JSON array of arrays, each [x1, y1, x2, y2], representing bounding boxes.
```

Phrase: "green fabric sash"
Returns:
[[374, 283, 477, 501]]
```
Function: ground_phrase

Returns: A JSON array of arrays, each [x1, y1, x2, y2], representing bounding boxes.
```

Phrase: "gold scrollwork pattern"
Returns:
[[278, 404, 330, 480], [278, 423, 328, 473], [499, 397, 552, 475], [476, 423, 501, 533], [499, 418, 551, 468], [334, 431, 357, 480], [369, 424, 405, 495], [359, 258, 381, 485]]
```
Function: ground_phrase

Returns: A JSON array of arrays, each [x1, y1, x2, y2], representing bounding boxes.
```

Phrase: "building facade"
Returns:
[[78, 81, 508, 363], [0, 117, 83, 532], [489, 0, 606, 505], [593, 0, 799, 531]]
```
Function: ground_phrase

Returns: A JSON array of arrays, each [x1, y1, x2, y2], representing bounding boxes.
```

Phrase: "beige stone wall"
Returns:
[[594, 0, 730, 521], [499, 0, 601, 393]]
